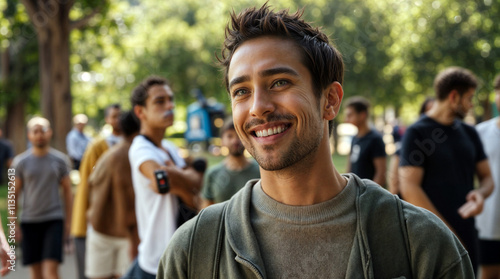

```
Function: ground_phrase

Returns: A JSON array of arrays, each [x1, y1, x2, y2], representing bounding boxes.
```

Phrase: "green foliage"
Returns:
[[0, 1, 40, 119], [5, 0, 500, 127]]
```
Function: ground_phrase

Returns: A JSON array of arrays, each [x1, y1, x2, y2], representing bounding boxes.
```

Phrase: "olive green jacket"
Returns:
[[158, 174, 474, 279]]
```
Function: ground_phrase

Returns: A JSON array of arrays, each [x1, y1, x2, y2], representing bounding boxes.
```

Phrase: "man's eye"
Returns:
[[272, 80, 289, 88], [233, 89, 248, 97]]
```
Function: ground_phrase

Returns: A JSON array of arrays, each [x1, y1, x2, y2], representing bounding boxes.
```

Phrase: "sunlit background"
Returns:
[[0, 0, 499, 155]]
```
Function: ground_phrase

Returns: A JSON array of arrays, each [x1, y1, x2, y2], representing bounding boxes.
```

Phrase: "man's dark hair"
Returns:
[[218, 3, 344, 136], [221, 117, 236, 136], [131, 76, 169, 107], [433, 67, 478, 101], [104, 103, 121, 118], [120, 110, 141, 137], [344, 96, 370, 114], [494, 74, 500, 91], [419, 97, 435, 116]]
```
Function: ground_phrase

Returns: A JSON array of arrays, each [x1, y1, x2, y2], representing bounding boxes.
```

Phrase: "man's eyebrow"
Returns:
[[228, 75, 250, 90], [228, 67, 299, 90], [152, 95, 165, 100], [260, 67, 299, 78]]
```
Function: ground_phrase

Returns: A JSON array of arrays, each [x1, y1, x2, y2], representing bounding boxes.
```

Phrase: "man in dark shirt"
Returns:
[[399, 66, 494, 272], [344, 97, 386, 186]]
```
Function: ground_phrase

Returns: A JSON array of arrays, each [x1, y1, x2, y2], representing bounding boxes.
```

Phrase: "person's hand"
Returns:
[[458, 190, 484, 219], [64, 226, 72, 254], [0, 245, 13, 276], [128, 241, 138, 261]]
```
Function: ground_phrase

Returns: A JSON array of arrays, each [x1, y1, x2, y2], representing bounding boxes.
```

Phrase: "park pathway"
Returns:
[[8, 251, 77, 279]]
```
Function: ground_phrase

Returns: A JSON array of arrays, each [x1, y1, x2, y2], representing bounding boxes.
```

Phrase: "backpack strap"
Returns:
[[188, 202, 228, 279]]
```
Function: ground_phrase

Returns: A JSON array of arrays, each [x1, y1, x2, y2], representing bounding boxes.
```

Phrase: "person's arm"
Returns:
[[372, 157, 386, 186], [139, 160, 202, 209], [458, 159, 494, 219], [399, 166, 457, 234], [388, 155, 400, 195], [0, 212, 13, 276], [61, 176, 73, 243], [13, 176, 22, 243]]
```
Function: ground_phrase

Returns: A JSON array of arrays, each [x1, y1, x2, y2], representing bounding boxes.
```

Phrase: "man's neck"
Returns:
[[111, 130, 123, 137], [224, 155, 249, 171], [259, 139, 347, 206], [32, 146, 50, 156], [426, 102, 455, 125], [356, 123, 370, 137], [140, 126, 166, 147]]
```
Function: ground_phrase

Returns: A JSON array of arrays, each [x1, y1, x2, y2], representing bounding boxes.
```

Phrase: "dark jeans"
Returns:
[[121, 258, 156, 279]]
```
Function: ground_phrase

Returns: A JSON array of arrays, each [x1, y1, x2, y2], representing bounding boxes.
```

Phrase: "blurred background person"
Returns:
[[388, 97, 435, 196], [123, 76, 202, 279], [399, 67, 494, 272], [12, 117, 73, 279], [66, 114, 91, 170], [0, 128, 14, 185], [71, 104, 123, 279], [85, 111, 140, 279], [475, 74, 500, 279], [344, 96, 386, 186], [201, 117, 260, 208]]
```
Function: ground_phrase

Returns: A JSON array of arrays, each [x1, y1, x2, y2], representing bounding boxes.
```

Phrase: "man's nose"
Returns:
[[166, 100, 175, 110], [249, 87, 275, 117]]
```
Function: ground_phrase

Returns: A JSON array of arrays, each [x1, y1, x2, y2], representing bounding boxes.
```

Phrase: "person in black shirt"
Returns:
[[399, 67, 494, 273], [0, 128, 14, 184], [344, 97, 386, 186]]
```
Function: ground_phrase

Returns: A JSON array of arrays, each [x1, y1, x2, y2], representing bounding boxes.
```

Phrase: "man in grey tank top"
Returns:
[[11, 117, 72, 279]]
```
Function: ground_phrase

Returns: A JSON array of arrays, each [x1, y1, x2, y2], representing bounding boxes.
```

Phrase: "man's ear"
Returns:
[[448, 90, 459, 104], [133, 105, 144, 121], [323, 81, 344, 120]]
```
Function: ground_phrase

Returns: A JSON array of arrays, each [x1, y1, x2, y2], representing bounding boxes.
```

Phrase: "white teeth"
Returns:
[[255, 125, 287, 138]]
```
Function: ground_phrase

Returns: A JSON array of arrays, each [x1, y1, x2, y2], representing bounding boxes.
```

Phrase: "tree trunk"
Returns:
[[24, 0, 73, 152], [5, 99, 27, 155], [2, 46, 27, 154]]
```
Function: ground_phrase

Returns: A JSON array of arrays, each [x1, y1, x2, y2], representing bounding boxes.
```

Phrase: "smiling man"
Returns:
[[159, 5, 474, 278]]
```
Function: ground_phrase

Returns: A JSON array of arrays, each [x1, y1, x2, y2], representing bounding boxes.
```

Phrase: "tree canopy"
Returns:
[[1, 0, 499, 145]]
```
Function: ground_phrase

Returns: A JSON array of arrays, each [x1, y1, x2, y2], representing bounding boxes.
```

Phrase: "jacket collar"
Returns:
[[225, 179, 266, 278], [223, 174, 378, 279]]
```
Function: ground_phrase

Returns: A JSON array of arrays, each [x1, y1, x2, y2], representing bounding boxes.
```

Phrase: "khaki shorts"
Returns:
[[85, 227, 130, 278]]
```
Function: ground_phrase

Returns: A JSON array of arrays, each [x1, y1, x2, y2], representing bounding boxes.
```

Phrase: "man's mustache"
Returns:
[[163, 110, 174, 118], [244, 113, 295, 131]]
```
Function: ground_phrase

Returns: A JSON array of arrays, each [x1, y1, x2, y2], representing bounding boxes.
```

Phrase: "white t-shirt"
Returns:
[[475, 117, 500, 240], [129, 135, 186, 274]]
